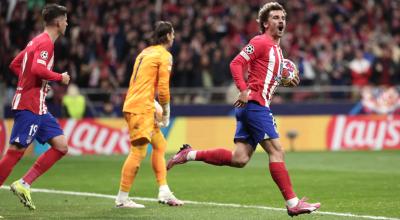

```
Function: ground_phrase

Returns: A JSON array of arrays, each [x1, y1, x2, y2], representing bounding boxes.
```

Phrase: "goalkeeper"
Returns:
[[115, 21, 183, 208]]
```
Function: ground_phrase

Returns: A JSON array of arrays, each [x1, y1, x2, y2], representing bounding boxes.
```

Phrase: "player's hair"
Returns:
[[152, 21, 174, 45], [257, 2, 286, 33], [42, 4, 67, 26]]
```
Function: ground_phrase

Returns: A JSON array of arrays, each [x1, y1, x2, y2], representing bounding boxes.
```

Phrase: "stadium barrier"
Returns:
[[1, 115, 399, 156]]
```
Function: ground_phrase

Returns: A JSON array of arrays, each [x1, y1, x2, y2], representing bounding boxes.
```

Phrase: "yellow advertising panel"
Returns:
[[275, 116, 330, 151], [166, 116, 330, 152]]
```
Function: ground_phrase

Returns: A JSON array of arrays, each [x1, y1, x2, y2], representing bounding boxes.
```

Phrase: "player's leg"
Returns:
[[260, 139, 320, 216], [11, 113, 66, 210], [260, 138, 297, 201], [20, 112, 67, 187], [116, 138, 147, 208], [21, 134, 67, 186], [150, 129, 167, 186], [3, 110, 42, 210], [119, 139, 148, 191], [151, 129, 183, 206], [167, 106, 254, 170], [167, 141, 253, 169], [166, 140, 255, 169], [0, 110, 39, 186], [115, 112, 152, 208], [0, 144, 25, 186]]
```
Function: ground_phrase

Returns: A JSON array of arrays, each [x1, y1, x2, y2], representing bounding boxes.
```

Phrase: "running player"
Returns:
[[167, 2, 320, 217], [0, 4, 70, 210]]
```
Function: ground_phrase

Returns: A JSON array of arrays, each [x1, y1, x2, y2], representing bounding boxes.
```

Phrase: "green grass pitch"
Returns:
[[0, 151, 399, 220]]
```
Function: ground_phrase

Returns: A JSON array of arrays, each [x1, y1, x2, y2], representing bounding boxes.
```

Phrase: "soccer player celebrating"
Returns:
[[167, 2, 320, 217], [115, 21, 183, 208], [0, 4, 70, 210]]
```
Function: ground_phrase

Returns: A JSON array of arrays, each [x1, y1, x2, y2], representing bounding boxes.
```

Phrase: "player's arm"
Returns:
[[230, 54, 248, 92], [231, 40, 262, 107], [9, 50, 25, 77], [231, 55, 250, 108], [31, 42, 67, 83], [156, 53, 172, 127]]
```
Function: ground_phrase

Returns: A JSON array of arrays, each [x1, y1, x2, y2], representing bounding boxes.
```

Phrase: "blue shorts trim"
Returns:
[[9, 110, 64, 148], [234, 101, 279, 149]]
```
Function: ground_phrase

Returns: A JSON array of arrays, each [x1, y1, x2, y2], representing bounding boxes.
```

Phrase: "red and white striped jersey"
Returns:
[[9, 32, 62, 115], [230, 34, 284, 107]]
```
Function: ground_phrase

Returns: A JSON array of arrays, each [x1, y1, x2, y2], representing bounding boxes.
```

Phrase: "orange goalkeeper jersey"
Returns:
[[123, 45, 172, 114]]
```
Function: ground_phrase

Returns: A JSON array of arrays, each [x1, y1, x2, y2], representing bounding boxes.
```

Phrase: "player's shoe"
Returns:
[[286, 197, 320, 217], [115, 198, 145, 208], [167, 144, 192, 170], [158, 191, 184, 206], [10, 180, 36, 210]]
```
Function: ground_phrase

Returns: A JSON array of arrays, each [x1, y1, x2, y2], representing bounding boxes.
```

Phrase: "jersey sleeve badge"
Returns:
[[244, 44, 255, 54], [40, 51, 49, 60]]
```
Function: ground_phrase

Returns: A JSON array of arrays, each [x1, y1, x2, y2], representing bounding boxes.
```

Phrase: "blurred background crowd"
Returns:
[[0, 0, 399, 116]]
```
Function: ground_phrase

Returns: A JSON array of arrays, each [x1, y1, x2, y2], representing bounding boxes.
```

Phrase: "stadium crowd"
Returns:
[[0, 0, 399, 108]]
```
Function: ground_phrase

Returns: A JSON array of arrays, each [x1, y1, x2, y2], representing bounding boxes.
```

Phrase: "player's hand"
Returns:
[[61, 72, 70, 85], [286, 75, 300, 87], [157, 115, 170, 128], [234, 89, 250, 108], [157, 103, 170, 128]]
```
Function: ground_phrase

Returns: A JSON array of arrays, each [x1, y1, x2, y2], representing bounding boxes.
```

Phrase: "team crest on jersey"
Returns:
[[40, 51, 49, 60], [244, 44, 255, 54]]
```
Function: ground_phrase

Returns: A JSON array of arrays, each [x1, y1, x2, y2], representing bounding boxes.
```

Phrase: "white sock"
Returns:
[[286, 197, 299, 208], [159, 185, 171, 193], [187, 151, 197, 161], [19, 179, 30, 189], [116, 190, 129, 202]]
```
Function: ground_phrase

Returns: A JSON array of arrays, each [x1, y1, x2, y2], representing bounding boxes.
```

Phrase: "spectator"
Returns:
[[99, 101, 118, 118], [349, 48, 371, 88], [370, 44, 399, 86], [62, 84, 86, 119], [0, 0, 399, 108]]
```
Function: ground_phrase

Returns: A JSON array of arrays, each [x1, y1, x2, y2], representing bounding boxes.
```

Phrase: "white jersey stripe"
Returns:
[[12, 94, 21, 110], [38, 54, 53, 114], [239, 51, 250, 61], [39, 81, 45, 114], [262, 47, 276, 107], [276, 47, 284, 77], [21, 52, 28, 76], [267, 46, 279, 104], [266, 46, 283, 106], [47, 55, 54, 70], [37, 59, 46, 65]]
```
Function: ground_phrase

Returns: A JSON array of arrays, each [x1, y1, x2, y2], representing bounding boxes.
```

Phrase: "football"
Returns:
[[281, 59, 298, 85], [154, 100, 163, 122]]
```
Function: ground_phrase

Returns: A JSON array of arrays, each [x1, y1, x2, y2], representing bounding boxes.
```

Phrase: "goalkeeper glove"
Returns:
[[157, 103, 170, 128]]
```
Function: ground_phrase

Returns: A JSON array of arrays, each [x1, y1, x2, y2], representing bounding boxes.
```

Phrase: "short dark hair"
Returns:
[[152, 21, 174, 45], [42, 4, 67, 26], [257, 2, 286, 33]]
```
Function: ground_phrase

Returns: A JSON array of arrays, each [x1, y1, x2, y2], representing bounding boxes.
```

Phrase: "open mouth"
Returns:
[[278, 26, 284, 31]]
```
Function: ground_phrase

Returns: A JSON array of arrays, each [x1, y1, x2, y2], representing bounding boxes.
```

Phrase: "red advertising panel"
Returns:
[[59, 119, 131, 155], [327, 115, 400, 151]]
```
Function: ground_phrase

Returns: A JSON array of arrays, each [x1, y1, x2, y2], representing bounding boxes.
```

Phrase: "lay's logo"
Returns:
[[327, 115, 400, 151]]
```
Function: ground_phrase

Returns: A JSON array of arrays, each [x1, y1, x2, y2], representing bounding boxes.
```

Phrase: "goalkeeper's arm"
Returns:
[[157, 53, 172, 127], [157, 102, 170, 128]]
